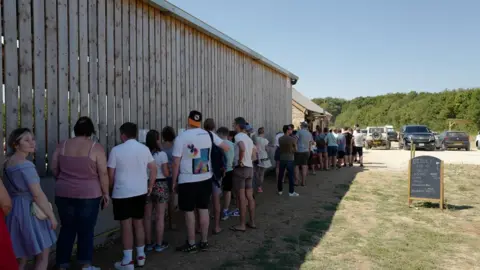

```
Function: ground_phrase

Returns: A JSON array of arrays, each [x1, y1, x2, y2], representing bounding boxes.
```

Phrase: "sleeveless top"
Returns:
[[55, 140, 102, 199]]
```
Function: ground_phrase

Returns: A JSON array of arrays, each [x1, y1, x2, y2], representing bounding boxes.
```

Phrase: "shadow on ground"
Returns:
[[85, 165, 366, 270]]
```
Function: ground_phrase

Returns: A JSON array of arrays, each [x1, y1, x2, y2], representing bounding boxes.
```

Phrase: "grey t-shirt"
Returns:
[[297, 129, 312, 152]]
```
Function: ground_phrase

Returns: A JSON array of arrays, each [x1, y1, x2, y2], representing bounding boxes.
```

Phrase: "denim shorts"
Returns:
[[316, 147, 326, 153], [327, 146, 338, 157]]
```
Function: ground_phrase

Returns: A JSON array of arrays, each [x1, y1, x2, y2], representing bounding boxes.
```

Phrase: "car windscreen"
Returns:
[[404, 126, 429, 133], [386, 128, 394, 132], [447, 132, 468, 137], [361, 130, 367, 134], [369, 128, 384, 133]]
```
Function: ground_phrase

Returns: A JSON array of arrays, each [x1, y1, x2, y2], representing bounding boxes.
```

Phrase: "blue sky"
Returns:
[[168, 0, 480, 99]]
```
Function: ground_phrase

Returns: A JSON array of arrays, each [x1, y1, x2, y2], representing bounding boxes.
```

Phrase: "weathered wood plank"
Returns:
[[192, 30, 198, 114], [205, 39, 211, 119], [154, 11, 161, 131], [57, 0, 68, 140], [33, 0, 46, 175], [114, 0, 123, 138], [122, 0, 130, 122], [68, 0, 79, 136], [142, 3, 149, 129], [199, 35, 205, 116], [98, 0, 107, 147], [149, 7, 155, 130], [4, 0, 18, 146], [160, 14, 167, 128], [185, 26, 191, 114], [79, 0, 88, 116], [129, 0, 137, 125], [46, 0, 58, 174], [165, 17, 172, 126], [171, 20, 178, 131], [19, 0, 34, 131], [106, 0, 115, 149], [179, 23, 186, 128], [175, 20, 182, 128], [89, 0, 98, 135], [136, 0, 143, 128]]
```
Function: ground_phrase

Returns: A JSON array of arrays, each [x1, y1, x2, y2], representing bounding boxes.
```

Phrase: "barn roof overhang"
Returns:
[[292, 88, 331, 118], [148, 0, 299, 81]]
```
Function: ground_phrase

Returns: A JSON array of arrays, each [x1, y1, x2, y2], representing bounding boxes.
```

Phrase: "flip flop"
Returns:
[[212, 229, 223, 235], [246, 223, 257, 229], [229, 226, 246, 232]]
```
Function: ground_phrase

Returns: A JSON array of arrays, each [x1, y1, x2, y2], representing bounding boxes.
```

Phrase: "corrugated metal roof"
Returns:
[[292, 88, 325, 114], [149, 0, 299, 81]]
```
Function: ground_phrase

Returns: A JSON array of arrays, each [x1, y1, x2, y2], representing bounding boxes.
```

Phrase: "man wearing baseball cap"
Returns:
[[171, 110, 230, 252]]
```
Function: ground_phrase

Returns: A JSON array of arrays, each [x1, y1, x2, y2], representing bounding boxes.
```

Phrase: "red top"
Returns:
[[0, 209, 18, 270]]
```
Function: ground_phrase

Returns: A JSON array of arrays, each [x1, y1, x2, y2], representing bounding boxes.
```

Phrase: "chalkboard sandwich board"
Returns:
[[408, 155, 444, 209]]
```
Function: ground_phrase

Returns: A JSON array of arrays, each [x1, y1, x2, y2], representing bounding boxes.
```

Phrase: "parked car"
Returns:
[[365, 126, 391, 150], [437, 131, 470, 151], [398, 125, 436, 151], [385, 125, 398, 142]]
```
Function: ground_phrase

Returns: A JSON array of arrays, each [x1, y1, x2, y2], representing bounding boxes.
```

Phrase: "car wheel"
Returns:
[[465, 147, 470, 151], [386, 141, 391, 150]]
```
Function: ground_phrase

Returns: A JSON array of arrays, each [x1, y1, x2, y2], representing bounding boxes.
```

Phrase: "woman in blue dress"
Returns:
[[3, 128, 57, 269]]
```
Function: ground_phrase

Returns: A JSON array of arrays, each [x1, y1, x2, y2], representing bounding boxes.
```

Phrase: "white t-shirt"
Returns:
[[107, 139, 155, 199], [353, 133, 364, 147], [234, 132, 255, 168], [275, 133, 283, 147], [172, 128, 224, 184], [151, 151, 169, 179], [256, 137, 269, 160]]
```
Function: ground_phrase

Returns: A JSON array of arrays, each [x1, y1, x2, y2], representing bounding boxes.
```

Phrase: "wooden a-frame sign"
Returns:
[[408, 155, 444, 210]]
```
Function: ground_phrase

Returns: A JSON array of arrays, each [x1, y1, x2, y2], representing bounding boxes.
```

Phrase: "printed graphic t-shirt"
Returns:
[[224, 140, 235, 172], [172, 128, 224, 184], [233, 132, 255, 168]]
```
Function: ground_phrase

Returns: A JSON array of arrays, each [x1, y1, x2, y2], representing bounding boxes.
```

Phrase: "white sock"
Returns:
[[122, 250, 133, 264], [136, 246, 146, 258]]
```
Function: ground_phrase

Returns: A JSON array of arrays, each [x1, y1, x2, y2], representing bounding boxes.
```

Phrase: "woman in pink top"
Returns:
[[51, 117, 110, 270]]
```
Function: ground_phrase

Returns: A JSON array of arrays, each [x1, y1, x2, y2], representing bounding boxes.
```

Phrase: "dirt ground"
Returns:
[[87, 147, 480, 270]]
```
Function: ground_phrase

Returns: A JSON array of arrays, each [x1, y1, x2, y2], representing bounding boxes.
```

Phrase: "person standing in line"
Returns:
[[274, 130, 284, 183], [107, 122, 157, 270], [51, 116, 110, 270], [171, 111, 230, 252], [295, 122, 313, 186], [230, 117, 257, 232], [344, 128, 354, 167], [352, 124, 360, 162], [315, 127, 328, 171], [3, 128, 57, 270], [143, 130, 170, 253], [277, 125, 300, 197], [160, 126, 177, 230], [353, 127, 365, 167], [0, 179, 19, 270], [254, 127, 272, 193], [218, 127, 236, 220], [227, 130, 240, 216], [336, 128, 346, 169], [326, 128, 338, 170]]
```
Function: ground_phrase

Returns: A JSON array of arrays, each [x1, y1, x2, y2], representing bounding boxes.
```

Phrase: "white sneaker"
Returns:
[[289, 192, 300, 197], [114, 261, 134, 270], [137, 256, 146, 267], [278, 191, 283, 195]]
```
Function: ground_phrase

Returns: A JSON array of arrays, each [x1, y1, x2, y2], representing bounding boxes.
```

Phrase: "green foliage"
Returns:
[[312, 88, 480, 133]]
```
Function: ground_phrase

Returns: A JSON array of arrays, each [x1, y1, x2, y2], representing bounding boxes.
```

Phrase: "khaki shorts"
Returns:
[[233, 167, 254, 190]]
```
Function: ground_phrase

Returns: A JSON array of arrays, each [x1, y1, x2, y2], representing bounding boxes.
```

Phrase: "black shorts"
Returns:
[[112, 194, 147, 221], [294, 152, 310, 166], [274, 147, 280, 162], [222, 170, 234, 192], [178, 178, 212, 212], [337, 151, 345, 159], [355, 147, 363, 157]]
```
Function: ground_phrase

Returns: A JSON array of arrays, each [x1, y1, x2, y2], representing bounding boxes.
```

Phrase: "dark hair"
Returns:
[[145, 130, 160, 154], [283, 125, 289, 133], [316, 125, 321, 132], [204, 118, 216, 131], [74, 116, 95, 137], [7, 128, 32, 156], [217, 127, 229, 137], [119, 122, 138, 139], [234, 117, 247, 130], [289, 124, 294, 129], [344, 127, 349, 131], [323, 127, 329, 133], [228, 131, 237, 142], [258, 127, 265, 135], [161, 126, 176, 142]]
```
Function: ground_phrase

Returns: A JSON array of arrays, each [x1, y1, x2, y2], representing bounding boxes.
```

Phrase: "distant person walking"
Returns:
[[107, 122, 157, 269], [277, 125, 299, 197]]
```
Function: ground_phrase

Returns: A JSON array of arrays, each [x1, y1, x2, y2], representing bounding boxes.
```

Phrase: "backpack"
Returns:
[[315, 134, 326, 149], [207, 131, 226, 187]]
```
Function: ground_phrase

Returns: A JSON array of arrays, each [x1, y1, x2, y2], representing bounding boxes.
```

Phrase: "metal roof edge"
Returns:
[[148, 0, 299, 81]]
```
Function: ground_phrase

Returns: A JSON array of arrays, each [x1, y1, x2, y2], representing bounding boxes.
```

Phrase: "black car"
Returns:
[[398, 125, 436, 151]]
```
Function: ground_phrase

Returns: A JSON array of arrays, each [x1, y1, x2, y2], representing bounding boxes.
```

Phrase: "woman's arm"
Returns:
[[0, 179, 12, 215], [161, 163, 170, 178], [94, 144, 110, 196], [51, 142, 62, 178]]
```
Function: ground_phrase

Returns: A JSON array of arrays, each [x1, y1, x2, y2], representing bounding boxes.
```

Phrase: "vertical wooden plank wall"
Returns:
[[4, 0, 292, 175]]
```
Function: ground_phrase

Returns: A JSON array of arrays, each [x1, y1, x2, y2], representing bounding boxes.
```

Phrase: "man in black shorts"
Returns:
[[171, 111, 230, 253], [107, 122, 158, 269]]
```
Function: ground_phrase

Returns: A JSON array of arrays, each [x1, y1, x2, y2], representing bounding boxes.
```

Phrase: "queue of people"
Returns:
[[0, 110, 276, 270]]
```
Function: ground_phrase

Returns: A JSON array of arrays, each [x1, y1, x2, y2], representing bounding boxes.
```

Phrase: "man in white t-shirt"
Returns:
[[353, 127, 365, 167], [171, 110, 230, 253], [107, 122, 157, 270], [230, 117, 257, 232]]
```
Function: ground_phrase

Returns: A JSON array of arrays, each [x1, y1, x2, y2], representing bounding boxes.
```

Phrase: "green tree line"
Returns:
[[312, 88, 480, 133]]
